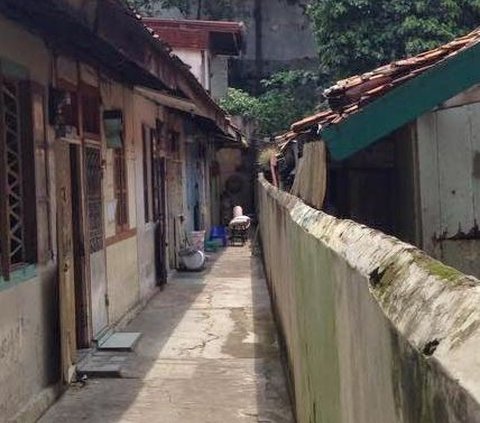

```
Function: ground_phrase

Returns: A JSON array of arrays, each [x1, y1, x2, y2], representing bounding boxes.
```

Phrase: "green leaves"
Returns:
[[219, 88, 262, 120], [308, 0, 480, 81], [125, 0, 234, 19], [220, 71, 321, 136]]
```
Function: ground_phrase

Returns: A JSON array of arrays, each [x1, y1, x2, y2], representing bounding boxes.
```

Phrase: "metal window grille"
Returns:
[[0, 79, 25, 279], [114, 147, 128, 231], [85, 147, 104, 253]]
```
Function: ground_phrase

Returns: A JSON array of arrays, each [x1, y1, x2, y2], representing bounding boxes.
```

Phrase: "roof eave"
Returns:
[[322, 40, 480, 160]]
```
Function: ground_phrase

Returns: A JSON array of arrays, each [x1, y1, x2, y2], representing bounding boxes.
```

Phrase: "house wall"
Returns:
[[166, 157, 184, 269], [259, 175, 480, 423], [417, 102, 480, 277], [173, 48, 208, 90], [101, 80, 141, 325], [210, 55, 229, 100], [0, 16, 61, 422], [184, 134, 212, 235], [133, 93, 164, 300], [106, 236, 140, 324], [165, 114, 187, 269]]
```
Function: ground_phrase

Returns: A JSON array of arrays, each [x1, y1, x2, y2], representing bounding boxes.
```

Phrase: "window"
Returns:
[[104, 109, 128, 234], [80, 85, 101, 138], [113, 146, 128, 233], [0, 78, 37, 280], [85, 147, 104, 252]]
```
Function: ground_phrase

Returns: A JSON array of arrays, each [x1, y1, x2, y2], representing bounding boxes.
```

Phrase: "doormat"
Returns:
[[97, 332, 142, 352]]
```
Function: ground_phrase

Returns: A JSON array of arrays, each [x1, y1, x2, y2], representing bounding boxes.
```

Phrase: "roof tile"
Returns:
[[290, 28, 480, 134]]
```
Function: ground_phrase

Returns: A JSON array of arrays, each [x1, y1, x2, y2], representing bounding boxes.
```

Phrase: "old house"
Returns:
[[0, 1, 242, 420], [281, 28, 480, 279], [145, 18, 254, 224], [144, 18, 244, 101]]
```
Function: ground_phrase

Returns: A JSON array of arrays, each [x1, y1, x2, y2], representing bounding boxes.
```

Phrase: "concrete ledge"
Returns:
[[258, 175, 480, 422]]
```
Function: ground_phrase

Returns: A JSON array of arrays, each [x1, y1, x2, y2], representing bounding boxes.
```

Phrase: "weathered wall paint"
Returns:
[[417, 103, 480, 278], [210, 55, 229, 100], [101, 80, 138, 238], [173, 48, 206, 88], [0, 16, 60, 422], [106, 236, 140, 325], [133, 93, 162, 299], [259, 175, 480, 423], [291, 141, 326, 210]]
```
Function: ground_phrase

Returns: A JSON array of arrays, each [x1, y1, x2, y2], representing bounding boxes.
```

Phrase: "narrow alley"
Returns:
[[39, 247, 294, 423]]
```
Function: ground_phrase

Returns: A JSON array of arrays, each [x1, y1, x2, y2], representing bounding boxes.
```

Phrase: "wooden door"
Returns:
[[55, 141, 77, 383]]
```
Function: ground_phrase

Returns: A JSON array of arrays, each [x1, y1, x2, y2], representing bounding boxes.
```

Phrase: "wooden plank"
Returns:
[[55, 141, 77, 383], [436, 107, 475, 237]]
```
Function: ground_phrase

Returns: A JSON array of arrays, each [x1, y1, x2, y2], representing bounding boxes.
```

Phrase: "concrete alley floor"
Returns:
[[39, 246, 294, 423]]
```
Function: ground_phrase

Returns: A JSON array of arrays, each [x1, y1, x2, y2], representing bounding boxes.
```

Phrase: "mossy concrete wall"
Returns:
[[258, 175, 480, 423]]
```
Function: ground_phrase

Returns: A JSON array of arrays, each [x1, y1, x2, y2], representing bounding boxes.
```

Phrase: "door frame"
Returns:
[[55, 140, 78, 383]]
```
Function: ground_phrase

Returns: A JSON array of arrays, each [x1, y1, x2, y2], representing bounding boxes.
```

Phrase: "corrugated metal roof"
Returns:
[[291, 28, 480, 134]]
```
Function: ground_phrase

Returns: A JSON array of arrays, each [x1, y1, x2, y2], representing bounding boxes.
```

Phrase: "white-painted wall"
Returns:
[[417, 101, 480, 276], [174, 48, 209, 90]]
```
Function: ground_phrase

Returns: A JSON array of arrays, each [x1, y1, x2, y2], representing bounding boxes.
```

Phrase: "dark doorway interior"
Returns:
[[152, 136, 167, 286], [70, 144, 89, 349]]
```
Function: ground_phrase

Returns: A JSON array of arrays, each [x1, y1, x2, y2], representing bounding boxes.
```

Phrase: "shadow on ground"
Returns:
[[39, 246, 293, 422]]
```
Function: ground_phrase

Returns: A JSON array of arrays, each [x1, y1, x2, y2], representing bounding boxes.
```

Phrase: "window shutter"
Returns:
[[31, 83, 52, 264], [19, 80, 37, 264], [0, 76, 10, 279]]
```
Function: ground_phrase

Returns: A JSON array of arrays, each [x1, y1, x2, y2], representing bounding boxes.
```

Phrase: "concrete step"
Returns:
[[97, 332, 142, 352], [76, 362, 122, 379]]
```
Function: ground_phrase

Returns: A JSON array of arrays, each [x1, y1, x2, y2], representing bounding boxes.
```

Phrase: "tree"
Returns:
[[221, 70, 320, 136], [125, 0, 234, 19], [307, 0, 480, 81]]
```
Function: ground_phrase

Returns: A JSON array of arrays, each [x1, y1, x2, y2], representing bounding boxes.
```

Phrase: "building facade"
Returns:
[[0, 1, 242, 420], [278, 27, 480, 280]]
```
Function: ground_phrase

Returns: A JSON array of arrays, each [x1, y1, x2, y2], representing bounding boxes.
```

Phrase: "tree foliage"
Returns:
[[307, 0, 480, 80], [221, 70, 320, 136], [125, 0, 234, 19]]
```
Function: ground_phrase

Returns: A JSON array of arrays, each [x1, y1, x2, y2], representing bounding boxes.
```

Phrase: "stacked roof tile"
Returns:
[[290, 28, 480, 134]]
